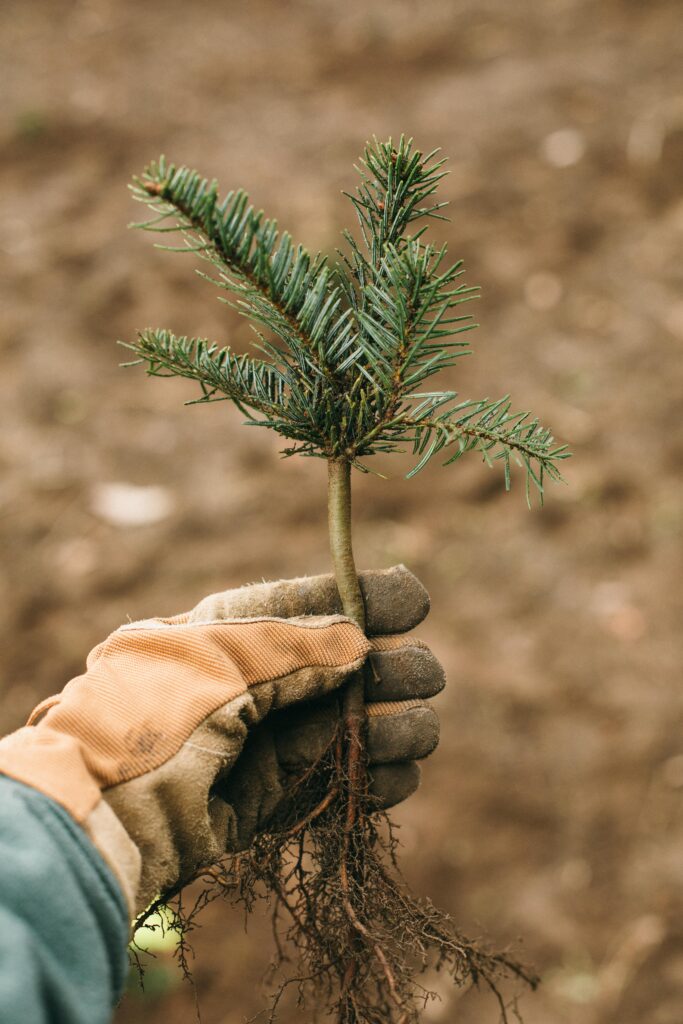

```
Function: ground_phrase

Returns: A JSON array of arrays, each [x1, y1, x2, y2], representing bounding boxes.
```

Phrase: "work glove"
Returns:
[[0, 566, 444, 917]]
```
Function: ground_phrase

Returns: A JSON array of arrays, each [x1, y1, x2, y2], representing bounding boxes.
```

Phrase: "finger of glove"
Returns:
[[187, 565, 429, 635], [365, 642, 445, 703], [274, 698, 439, 770], [367, 702, 440, 763], [368, 762, 421, 810]]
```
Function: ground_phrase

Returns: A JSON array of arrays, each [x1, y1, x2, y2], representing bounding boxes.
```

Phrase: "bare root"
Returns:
[[133, 720, 538, 1022]]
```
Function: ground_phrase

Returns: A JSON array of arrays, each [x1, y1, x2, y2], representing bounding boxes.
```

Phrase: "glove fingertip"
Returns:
[[360, 565, 430, 635], [368, 762, 421, 810]]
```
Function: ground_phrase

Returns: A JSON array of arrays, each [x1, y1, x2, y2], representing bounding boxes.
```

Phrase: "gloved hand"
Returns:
[[0, 566, 444, 917]]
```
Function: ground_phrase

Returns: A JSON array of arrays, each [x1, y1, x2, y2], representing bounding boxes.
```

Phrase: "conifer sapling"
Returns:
[[122, 137, 569, 1023]]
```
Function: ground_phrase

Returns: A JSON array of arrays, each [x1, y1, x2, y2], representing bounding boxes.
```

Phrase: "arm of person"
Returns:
[[0, 776, 129, 1024]]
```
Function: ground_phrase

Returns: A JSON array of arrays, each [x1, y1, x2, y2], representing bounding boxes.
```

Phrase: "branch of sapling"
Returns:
[[132, 168, 345, 390]]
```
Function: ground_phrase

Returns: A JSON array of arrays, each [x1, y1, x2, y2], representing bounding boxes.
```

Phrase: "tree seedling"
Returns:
[[123, 137, 568, 1023]]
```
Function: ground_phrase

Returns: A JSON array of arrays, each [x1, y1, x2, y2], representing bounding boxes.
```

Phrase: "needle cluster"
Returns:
[[123, 137, 568, 502]]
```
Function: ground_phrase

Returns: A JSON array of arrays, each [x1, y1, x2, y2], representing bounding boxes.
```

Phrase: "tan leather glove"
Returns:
[[0, 566, 443, 917]]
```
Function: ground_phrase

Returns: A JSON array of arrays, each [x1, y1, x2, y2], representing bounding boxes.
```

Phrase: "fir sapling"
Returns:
[[122, 136, 569, 1022]]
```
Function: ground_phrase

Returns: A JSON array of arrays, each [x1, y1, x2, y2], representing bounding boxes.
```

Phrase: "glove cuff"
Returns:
[[0, 726, 101, 821], [84, 798, 142, 921]]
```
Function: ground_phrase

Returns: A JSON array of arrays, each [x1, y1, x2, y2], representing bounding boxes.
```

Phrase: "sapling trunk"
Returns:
[[328, 459, 365, 631], [328, 456, 366, 819]]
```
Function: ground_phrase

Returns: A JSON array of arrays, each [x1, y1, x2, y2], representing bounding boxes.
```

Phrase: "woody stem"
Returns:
[[327, 459, 368, 991], [327, 460, 367, 811]]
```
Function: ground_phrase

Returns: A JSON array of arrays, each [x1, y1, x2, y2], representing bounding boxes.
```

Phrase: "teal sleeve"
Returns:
[[0, 776, 129, 1024]]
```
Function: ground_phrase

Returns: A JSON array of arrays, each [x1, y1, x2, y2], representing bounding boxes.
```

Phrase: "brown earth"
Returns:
[[1, 1, 682, 1021]]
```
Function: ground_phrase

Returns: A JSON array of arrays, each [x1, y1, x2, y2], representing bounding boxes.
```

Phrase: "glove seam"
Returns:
[[117, 614, 357, 633]]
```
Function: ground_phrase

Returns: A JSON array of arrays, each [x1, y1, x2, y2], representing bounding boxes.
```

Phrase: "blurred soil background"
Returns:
[[1, 1, 682, 1021]]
